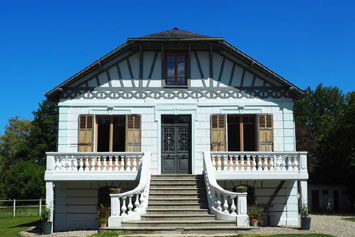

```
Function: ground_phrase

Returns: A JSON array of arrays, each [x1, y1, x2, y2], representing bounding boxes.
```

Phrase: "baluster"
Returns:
[[139, 192, 144, 208], [217, 155, 221, 171], [134, 194, 140, 212], [287, 155, 292, 171], [230, 195, 237, 216], [109, 156, 113, 171], [228, 155, 233, 171], [223, 195, 229, 214], [97, 156, 101, 172], [281, 155, 286, 171], [105, 156, 109, 171], [74, 155, 79, 171], [252, 155, 256, 171], [78, 156, 83, 172], [240, 155, 245, 171], [127, 195, 133, 214], [269, 155, 274, 171], [257, 155, 262, 171], [132, 155, 137, 171], [264, 155, 269, 171], [91, 156, 95, 172], [55, 156, 60, 171], [121, 197, 127, 216], [216, 194, 222, 212], [246, 155, 251, 171], [293, 155, 299, 171], [126, 155, 131, 171], [212, 155, 216, 170], [223, 155, 227, 171]]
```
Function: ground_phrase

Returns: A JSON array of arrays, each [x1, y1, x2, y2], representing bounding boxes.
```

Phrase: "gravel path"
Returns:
[[260, 214, 355, 237], [20, 214, 355, 237]]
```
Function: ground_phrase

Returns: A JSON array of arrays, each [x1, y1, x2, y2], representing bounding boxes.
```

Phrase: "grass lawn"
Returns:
[[342, 217, 355, 222], [0, 207, 39, 218], [239, 234, 333, 237], [0, 216, 40, 237]]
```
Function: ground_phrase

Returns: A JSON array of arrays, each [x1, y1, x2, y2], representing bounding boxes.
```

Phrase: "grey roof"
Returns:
[[130, 27, 221, 39]]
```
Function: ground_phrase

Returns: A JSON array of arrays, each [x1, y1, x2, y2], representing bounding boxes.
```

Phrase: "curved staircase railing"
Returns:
[[108, 152, 151, 227], [203, 151, 249, 227]]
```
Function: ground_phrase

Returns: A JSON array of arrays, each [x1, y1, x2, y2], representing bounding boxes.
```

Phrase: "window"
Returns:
[[78, 115, 94, 152], [210, 114, 273, 152], [95, 115, 141, 152], [166, 53, 187, 86]]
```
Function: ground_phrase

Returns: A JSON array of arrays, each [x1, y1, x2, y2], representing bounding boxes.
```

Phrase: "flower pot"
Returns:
[[250, 218, 258, 226], [42, 222, 52, 234], [100, 222, 107, 227], [301, 217, 311, 230]]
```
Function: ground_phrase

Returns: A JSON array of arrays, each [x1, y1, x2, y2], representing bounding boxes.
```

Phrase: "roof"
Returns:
[[130, 27, 219, 39], [45, 28, 305, 100]]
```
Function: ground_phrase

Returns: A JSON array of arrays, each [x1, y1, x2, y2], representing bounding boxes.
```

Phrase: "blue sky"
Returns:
[[0, 0, 354, 133]]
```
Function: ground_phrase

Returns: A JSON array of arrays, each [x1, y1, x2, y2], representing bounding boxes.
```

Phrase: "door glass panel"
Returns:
[[97, 116, 110, 152], [244, 123, 256, 151], [113, 116, 125, 152]]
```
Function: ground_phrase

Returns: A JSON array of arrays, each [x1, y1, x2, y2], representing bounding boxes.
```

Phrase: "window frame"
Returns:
[[165, 52, 188, 87]]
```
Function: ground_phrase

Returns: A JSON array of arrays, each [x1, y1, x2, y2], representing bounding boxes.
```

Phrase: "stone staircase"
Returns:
[[102, 174, 257, 235]]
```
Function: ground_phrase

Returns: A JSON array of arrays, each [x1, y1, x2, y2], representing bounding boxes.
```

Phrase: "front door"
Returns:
[[161, 115, 191, 174]]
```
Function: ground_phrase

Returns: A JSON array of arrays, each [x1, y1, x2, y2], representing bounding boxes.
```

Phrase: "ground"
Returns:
[[12, 214, 355, 237]]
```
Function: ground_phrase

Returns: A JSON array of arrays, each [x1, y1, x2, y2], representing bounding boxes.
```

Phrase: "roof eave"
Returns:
[[127, 37, 224, 41]]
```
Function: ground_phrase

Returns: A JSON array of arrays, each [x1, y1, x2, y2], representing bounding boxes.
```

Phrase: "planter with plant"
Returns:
[[41, 206, 52, 234], [98, 204, 110, 227], [109, 187, 121, 194], [235, 185, 248, 193], [248, 205, 263, 227], [301, 204, 311, 230]]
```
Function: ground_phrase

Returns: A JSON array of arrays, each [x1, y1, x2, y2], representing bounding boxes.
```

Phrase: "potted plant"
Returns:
[[98, 204, 109, 227], [301, 204, 311, 230], [109, 187, 121, 194], [41, 206, 52, 234], [248, 205, 263, 226], [235, 185, 248, 192]]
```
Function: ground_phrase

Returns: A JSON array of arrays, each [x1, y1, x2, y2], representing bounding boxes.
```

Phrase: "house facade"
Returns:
[[44, 28, 308, 233]]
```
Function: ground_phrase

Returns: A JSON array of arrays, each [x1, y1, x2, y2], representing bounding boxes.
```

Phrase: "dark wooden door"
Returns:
[[161, 115, 191, 174]]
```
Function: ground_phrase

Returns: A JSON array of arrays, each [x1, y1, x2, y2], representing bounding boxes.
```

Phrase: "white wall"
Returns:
[[218, 180, 299, 227], [54, 181, 138, 231]]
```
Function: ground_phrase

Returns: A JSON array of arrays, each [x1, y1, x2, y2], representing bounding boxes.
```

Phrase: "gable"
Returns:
[[47, 39, 304, 101]]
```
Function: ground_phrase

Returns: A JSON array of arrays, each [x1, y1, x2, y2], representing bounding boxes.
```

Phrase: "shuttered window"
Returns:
[[78, 115, 94, 152], [211, 115, 226, 151], [126, 115, 141, 152], [258, 114, 273, 151]]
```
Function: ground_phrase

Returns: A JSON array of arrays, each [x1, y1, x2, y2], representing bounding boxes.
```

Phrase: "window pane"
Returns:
[[244, 123, 256, 151], [167, 63, 175, 77], [228, 123, 240, 151], [167, 77, 175, 85], [167, 55, 175, 63], [113, 116, 125, 152], [177, 62, 185, 77], [97, 116, 110, 152], [177, 56, 185, 63], [177, 77, 185, 85]]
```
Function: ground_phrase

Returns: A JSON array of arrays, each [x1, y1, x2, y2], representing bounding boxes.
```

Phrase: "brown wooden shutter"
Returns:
[[211, 115, 226, 151], [125, 115, 141, 152], [78, 115, 94, 152], [258, 114, 273, 151]]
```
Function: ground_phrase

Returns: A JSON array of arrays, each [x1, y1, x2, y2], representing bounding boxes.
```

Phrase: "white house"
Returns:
[[44, 28, 308, 234]]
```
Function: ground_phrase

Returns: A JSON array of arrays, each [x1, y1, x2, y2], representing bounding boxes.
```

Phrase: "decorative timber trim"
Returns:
[[63, 86, 290, 100]]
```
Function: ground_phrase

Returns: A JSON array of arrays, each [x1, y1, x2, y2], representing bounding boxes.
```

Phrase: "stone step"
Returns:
[[147, 203, 208, 209], [149, 193, 207, 199], [121, 220, 237, 228], [150, 187, 205, 194], [151, 175, 202, 180], [141, 213, 215, 221], [101, 226, 259, 235], [149, 197, 207, 204], [146, 208, 210, 215], [150, 179, 203, 185], [150, 184, 199, 189]]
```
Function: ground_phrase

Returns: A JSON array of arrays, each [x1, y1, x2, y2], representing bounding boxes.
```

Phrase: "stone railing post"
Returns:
[[236, 192, 249, 227]]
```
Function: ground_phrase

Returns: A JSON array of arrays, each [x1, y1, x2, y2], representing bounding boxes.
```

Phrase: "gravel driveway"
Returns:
[[21, 214, 355, 237]]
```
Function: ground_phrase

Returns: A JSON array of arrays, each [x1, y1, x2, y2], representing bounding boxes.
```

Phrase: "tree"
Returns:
[[27, 100, 58, 165], [2, 160, 45, 199]]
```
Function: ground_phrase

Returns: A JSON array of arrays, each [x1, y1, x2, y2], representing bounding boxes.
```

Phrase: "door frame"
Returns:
[[155, 105, 197, 174], [161, 115, 192, 174]]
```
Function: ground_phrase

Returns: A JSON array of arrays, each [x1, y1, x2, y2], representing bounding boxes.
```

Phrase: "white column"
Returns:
[[45, 181, 54, 234], [300, 180, 308, 206], [236, 192, 249, 227]]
